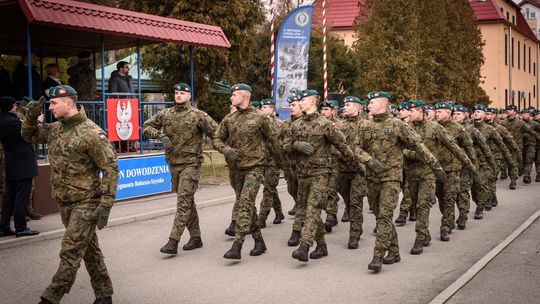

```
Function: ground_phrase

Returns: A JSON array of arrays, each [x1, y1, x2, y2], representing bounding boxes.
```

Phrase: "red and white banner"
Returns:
[[106, 98, 139, 141]]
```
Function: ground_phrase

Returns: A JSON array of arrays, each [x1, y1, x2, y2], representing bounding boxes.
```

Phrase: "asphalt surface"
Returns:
[[1, 178, 539, 304]]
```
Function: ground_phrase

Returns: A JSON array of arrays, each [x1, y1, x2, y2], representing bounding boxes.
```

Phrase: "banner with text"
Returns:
[[273, 5, 313, 120], [115, 155, 171, 200]]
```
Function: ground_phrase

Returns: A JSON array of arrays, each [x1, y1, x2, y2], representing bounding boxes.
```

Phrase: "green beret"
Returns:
[[528, 106, 536, 112], [424, 104, 435, 110], [506, 104, 517, 111], [434, 101, 452, 110], [299, 89, 319, 99], [327, 100, 339, 108], [338, 107, 344, 114], [453, 104, 469, 113], [251, 100, 261, 108], [397, 101, 411, 111], [46, 85, 77, 98], [486, 107, 497, 114], [260, 98, 274, 106], [473, 103, 487, 111], [320, 101, 334, 109], [499, 109, 507, 114], [231, 83, 252, 93], [408, 99, 425, 109], [367, 91, 391, 101], [287, 94, 300, 103], [173, 83, 191, 92], [389, 103, 397, 110], [343, 96, 364, 105]]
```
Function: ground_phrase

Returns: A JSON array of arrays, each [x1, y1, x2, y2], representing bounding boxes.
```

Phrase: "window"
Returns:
[[505, 89, 508, 107], [535, 62, 536, 76], [505, 34, 508, 65], [524, 44, 526, 70], [513, 16, 515, 25], [518, 90, 521, 109], [532, 12, 537, 18], [534, 86, 536, 99], [507, 12, 510, 20], [529, 46, 532, 73], [526, 8, 530, 19], [518, 41, 521, 69], [529, 92, 532, 107], [512, 38, 515, 67]]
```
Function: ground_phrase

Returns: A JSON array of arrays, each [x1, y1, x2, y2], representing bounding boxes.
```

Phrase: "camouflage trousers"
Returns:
[[368, 180, 400, 258], [523, 144, 536, 177], [0, 150, 4, 212], [169, 163, 201, 241], [398, 178, 415, 217], [457, 170, 472, 217], [536, 148, 540, 176], [284, 168, 298, 204], [471, 164, 493, 210], [297, 174, 328, 247], [232, 167, 264, 243], [324, 169, 340, 217], [436, 171, 460, 232], [408, 178, 435, 241], [228, 168, 240, 221], [338, 172, 366, 238], [258, 165, 283, 220], [42, 201, 113, 304]]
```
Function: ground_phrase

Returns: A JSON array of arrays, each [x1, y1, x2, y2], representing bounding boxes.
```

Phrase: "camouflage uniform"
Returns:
[[357, 112, 442, 258], [283, 112, 371, 248], [489, 120, 520, 187], [67, 62, 97, 101], [258, 115, 284, 223], [213, 107, 279, 244], [324, 117, 343, 222], [143, 102, 218, 242], [525, 119, 540, 179], [503, 116, 538, 179], [281, 117, 300, 220], [22, 111, 118, 304]]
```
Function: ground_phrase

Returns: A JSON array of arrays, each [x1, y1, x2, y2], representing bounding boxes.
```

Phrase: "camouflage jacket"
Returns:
[[22, 112, 118, 207], [487, 120, 520, 160], [337, 114, 367, 173], [439, 119, 477, 167], [265, 115, 283, 167], [474, 120, 514, 168], [357, 112, 441, 182], [503, 117, 537, 148], [67, 62, 98, 101], [281, 116, 300, 169], [525, 119, 540, 148], [283, 112, 372, 178], [143, 103, 218, 166], [463, 122, 494, 168], [213, 106, 280, 169]]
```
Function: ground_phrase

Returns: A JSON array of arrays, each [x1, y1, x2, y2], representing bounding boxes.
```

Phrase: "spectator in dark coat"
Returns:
[[42, 63, 62, 123], [0, 96, 39, 237], [12, 51, 42, 100], [107, 61, 133, 94], [0, 56, 12, 97]]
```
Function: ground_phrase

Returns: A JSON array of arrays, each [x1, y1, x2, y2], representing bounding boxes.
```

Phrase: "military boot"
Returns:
[[273, 212, 285, 224], [368, 256, 382, 272], [382, 252, 401, 264], [287, 230, 301, 246], [519, 166, 524, 176], [485, 198, 492, 211], [423, 232, 432, 247], [250, 237, 267, 256], [288, 204, 297, 216], [523, 175, 532, 184], [38, 298, 53, 304], [509, 180, 517, 190], [93, 296, 112, 304], [408, 209, 417, 221], [536, 175, 540, 182], [395, 214, 407, 226], [160, 239, 179, 255], [474, 207, 484, 220], [182, 236, 203, 251], [348, 235, 360, 249], [410, 238, 424, 255], [499, 170, 508, 180], [223, 241, 242, 259], [492, 196, 498, 207], [224, 221, 236, 237], [456, 215, 466, 230], [310, 243, 328, 259], [324, 214, 337, 233], [341, 208, 350, 222], [440, 230, 450, 242], [292, 243, 309, 262], [257, 218, 266, 229]]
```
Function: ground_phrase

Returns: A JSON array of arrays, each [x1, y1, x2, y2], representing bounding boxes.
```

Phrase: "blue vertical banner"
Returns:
[[273, 5, 313, 120]]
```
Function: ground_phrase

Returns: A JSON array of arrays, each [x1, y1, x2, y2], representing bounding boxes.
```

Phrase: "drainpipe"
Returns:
[[509, 26, 513, 105]]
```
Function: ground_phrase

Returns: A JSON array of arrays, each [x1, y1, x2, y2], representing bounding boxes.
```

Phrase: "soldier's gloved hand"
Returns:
[[433, 168, 447, 184], [223, 147, 240, 161], [470, 168, 481, 184], [26, 96, 46, 122], [293, 141, 315, 155], [367, 159, 386, 174], [92, 205, 111, 230], [160, 135, 173, 150]]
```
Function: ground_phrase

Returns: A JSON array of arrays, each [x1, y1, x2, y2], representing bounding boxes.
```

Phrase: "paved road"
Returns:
[[1, 179, 539, 304]]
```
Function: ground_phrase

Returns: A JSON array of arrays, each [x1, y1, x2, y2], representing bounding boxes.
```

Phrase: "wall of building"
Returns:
[[331, 28, 356, 47], [522, 3, 540, 37]]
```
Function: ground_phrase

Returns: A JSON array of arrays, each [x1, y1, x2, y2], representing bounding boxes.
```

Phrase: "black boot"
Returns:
[[160, 238, 179, 254], [324, 214, 337, 233], [341, 209, 350, 222], [309, 244, 328, 259], [536, 175, 540, 182], [423, 232, 431, 247], [395, 214, 407, 226], [523, 175, 532, 184], [408, 209, 417, 221], [474, 207, 484, 220], [288, 204, 297, 216], [509, 180, 517, 190], [485, 198, 492, 211], [250, 237, 267, 256], [348, 235, 360, 249], [383, 252, 401, 264], [499, 170, 508, 180], [38, 298, 53, 304], [258, 218, 266, 229], [94, 296, 112, 304], [224, 221, 236, 237], [491, 196, 498, 207], [287, 230, 301, 247], [224, 241, 242, 259], [292, 243, 309, 262], [440, 230, 450, 242], [368, 256, 382, 272], [182, 236, 203, 251], [456, 215, 466, 230], [273, 212, 285, 224], [410, 238, 424, 255]]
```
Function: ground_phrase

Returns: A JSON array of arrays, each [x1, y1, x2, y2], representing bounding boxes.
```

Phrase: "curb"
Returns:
[[429, 208, 540, 304], [0, 185, 287, 250]]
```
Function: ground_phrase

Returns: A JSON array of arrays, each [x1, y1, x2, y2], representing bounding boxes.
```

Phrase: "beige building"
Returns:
[[313, 0, 359, 47]]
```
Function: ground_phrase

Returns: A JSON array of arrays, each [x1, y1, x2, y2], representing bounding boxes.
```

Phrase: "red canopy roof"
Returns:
[[0, 0, 230, 57]]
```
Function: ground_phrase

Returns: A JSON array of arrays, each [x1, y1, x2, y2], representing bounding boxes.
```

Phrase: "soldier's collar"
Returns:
[[59, 111, 86, 127], [371, 111, 390, 122], [303, 112, 319, 120], [174, 102, 190, 112]]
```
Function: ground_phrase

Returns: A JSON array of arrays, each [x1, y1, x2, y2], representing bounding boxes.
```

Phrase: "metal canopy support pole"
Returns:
[[189, 46, 195, 106], [101, 34, 106, 132], [137, 39, 143, 154], [26, 22, 33, 99]]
